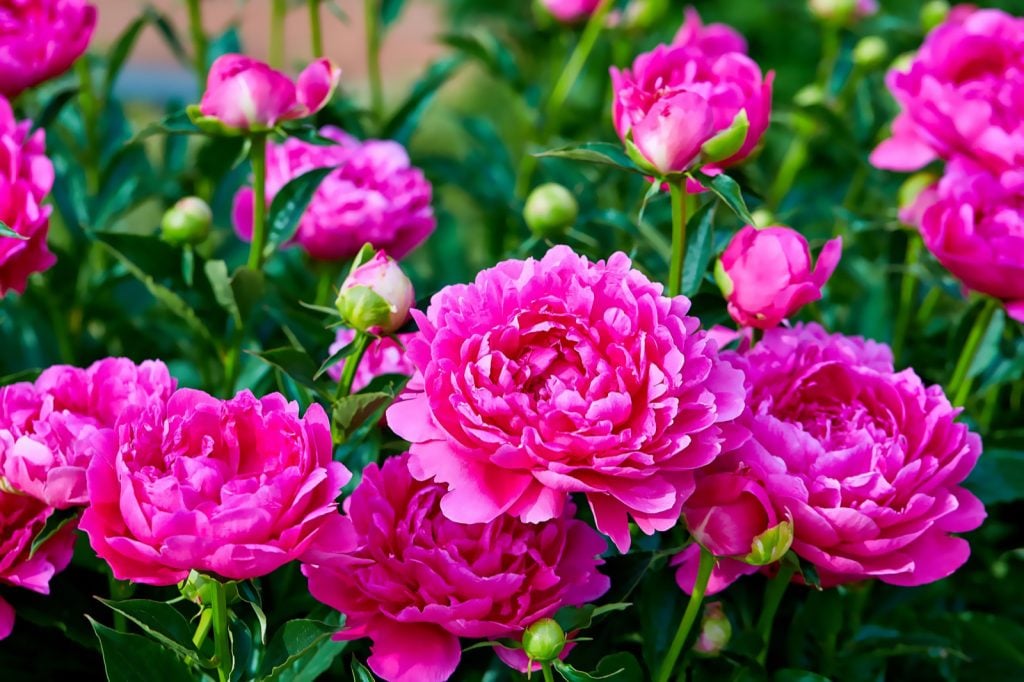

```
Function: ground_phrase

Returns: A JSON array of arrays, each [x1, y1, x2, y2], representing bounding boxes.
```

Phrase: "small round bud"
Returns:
[[743, 519, 794, 566], [161, 197, 212, 246], [853, 36, 889, 70], [693, 602, 732, 657], [920, 0, 949, 32], [522, 618, 567, 664], [793, 84, 825, 109], [750, 208, 775, 230], [524, 183, 579, 239], [808, 0, 857, 24], [336, 249, 415, 334]]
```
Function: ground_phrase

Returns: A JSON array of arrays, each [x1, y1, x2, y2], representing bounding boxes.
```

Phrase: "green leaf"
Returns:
[[555, 660, 628, 681], [773, 671, 832, 682], [681, 201, 717, 297], [267, 166, 336, 251], [29, 508, 79, 558], [383, 55, 465, 144], [237, 581, 268, 645], [206, 260, 242, 327], [231, 267, 266, 324], [689, 171, 755, 225], [88, 617, 196, 682], [31, 86, 79, 133], [333, 392, 395, 439], [441, 30, 521, 87], [130, 110, 199, 144], [536, 143, 644, 175], [95, 598, 204, 663], [380, 0, 406, 26], [966, 449, 1024, 505], [314, 339, 357, 380], [554, 603, 632, 633], [351, 659, 377, 682], [250, 347, 330, 401], [105, 14, 148, 95], [258, 619, 338, 680], [594, 653, 644, 682], [0, 220, 26, 240]]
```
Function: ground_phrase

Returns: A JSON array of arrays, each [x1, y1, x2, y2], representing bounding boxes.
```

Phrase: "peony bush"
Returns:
[[0, 1, 1022, 681]]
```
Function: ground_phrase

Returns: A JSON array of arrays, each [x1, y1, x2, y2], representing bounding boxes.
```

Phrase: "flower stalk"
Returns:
[[949, 298, 1000, 406], [337, 331, 372, 398], [186, 0, 208, 93], [211, 579, 232, 682], [308, 0, 324, 59], [246, 133, 269, 272], [755, 560, 797, 663], [656, 545, 715, 682], [270, 0, 287, 69], [365, 0, 385, 121]]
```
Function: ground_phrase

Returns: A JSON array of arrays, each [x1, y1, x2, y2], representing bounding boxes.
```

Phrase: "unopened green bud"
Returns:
[[623, 0, 670, 31], [920, 1, 950, 32], [714, 259, 734, 298], [751, 208, 775, 229], [809, 0, 857, 25], [794, 84, 826, 109], [853, 36, 889, 70], [336, 249, 415, 334], [701, 110, 750, 164], [693, 602, 732, 657], [161, 197, 212, 246], [522, 618, 566, 664], [524, 183, 578, 239], [179, 571, 237, 606], [743, 520, 794, 566]]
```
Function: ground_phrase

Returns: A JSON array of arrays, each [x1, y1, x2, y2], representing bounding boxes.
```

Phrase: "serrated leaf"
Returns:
[[0, 221, 26, 240], [95, 598, 205, 663], [536, 142, 644, 175], [89, 618, 196, 682], [267, 166, 336, 251], [689, 171, 755, 224], [681, 201, 716, 297]]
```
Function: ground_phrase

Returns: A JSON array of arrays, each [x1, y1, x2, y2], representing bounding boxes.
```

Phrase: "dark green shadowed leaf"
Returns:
[[95, 598, 204, 662], [351, 658, 376, 682], [689, 171, 755, 224], [258, 619, 340, 681], [536, 143, 644, 175], [681, 201, 717, 297], [267, 166, 337, 251], [88, 617, 196, 682], [383, 56, 465, 144]]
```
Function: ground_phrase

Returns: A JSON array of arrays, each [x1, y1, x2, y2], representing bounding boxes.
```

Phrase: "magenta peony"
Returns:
[[871, 7, 1024, 174], [79, 389, 351, 585], [302, 453, 610, 682], [540, 0, 601, 23], [0, 0, 97, 99], [718, 226, 842, 330], [0, 358, 175, 510], [611, 11, 773, 175], [327, 329, 417, 390], [914, 160, 1024, 322], [0, 95, 56, 296], [233, 127, 435, 261], [0, 491, 77, 640], [386, 245, 746, 553], [198, 54, 340, 132], [673, 7, 748, 57]]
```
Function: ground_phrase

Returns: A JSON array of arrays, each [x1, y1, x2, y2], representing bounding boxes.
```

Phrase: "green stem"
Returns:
[[892, 234, 922, 363], [186, 0, 208, 93], [656, 546, 715, 682], [336, 331, 372, 399], [541, 663, 556, 682], [365, 0, 384, 121], [768, 135, 809, 211], [107, 573, 132, 633], [818, 26, 841, 93], [514, 0, 615, 197], [948, 298, 1000, 406], [222, 330, 243, 396], [192, 607, 213, 649], [75, 58, 100, 194], [308, 0, 324, 59], [246, 134, 269, 271], [211, 580, 232, 682], [667, 180, 689, 298], [755, 561, 797, 664], [270, 0, 287, 69]]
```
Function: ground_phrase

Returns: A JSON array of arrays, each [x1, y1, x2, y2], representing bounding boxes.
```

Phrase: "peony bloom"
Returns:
[[915, 161, 1024, 322], [336, 250, 415, 335], [327, 329, 417, 391], [0, 95, 56, 296], [386, 245, 746, 553], [682, 324, 985, 590], [233, 127, 435, 261], [0, 358, 175, 509], [540, 0, 601, 23], [0, 0, 97, 99], [302, 454, 610, 682], [717, 226, 842, 330], [871, 7, 1024, 174], [0, 491, 77, 640], [79, 389, 351, 585], [611, 13, 773, 176], [197, 54, 340, 132], [673, 6, 747, 56]]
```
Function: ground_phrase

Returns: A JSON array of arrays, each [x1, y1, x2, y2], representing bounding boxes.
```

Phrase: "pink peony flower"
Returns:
[[0, 491, 77, 640], [233, 127, 435, 261], [673, 7, 748, 56], [915, 160, 1024, 322], [302, 453, 610, 682], [611, 15, 773, 176], [79, 389, 351, 585], [0, 358, 175, 509], [540, 0, 601, 23], [871, 7, 1024, 174], [198, 54, 340, 132], [686, 324, 985, 589], [0, 0, 97, 99], [386, 245, 746, 553], [327, 329, 417, 391], [0, 95, 56, 296], [718, 226, 842, 330]]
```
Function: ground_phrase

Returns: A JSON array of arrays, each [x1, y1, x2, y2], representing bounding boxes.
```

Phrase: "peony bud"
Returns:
[[794, 84, 825, 108], [852, 36, 889, 70], [522, 618, 567, 664], [701, 110, 750, 164], [631, 91, 717, 176], [161, 197, 212, 246], [693, 602, 732, 657], [336, 249, 415, 334], [743, 519, 794, 566], [920, 0, 949, 32], [524, 183, 579, 239], [622, 0, 670, 30], [809, 0, 876, 25], [179, 570, 238, 606], [537, 0, 602, 24]]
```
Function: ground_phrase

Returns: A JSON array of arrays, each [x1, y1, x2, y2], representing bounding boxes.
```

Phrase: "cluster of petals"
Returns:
[[0, 95, 56, 296], [234, 126, 435, 261], [0, 0, 97, 99], [302, 453, 610, 682], [386, 245, 746, 553]]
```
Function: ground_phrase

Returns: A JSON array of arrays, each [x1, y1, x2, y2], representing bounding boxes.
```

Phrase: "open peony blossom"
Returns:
[[327, 329, 417, 391], [0, 358, 175, 509], [386, 245, 746, 553], [718, 226, 842, 329], [679, 324, 985, 591], [540, 0, 601, 23], [0, 95, 56, 297], [871, 7, 1024, 174], [233, 126, 435, 261], [0, 0, 97, 99], [611, 11, 772, 176], [914, 160, 1024, 322], [79, 389, 351, 585], [302, 453, 610, 682], [0, 491, 77, 640], [197, 54, 340, 132]]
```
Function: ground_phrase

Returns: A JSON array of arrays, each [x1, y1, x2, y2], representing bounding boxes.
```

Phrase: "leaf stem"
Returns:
[[336, 331, 372, 399], [270, 0, 287, 69], [667, 179, 689, 298], [211, 579, 232, 682], [656, 546, 715, 682], [948, 298, 1000, 406], [185, 0, 208, 94], [192, 607, 213, 649], [365, 0, 384, 122], [755, 561, 796, 664], [541, 662, 556, 682], [308, 0, 324, 59], [246, 134, 269, 271]]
